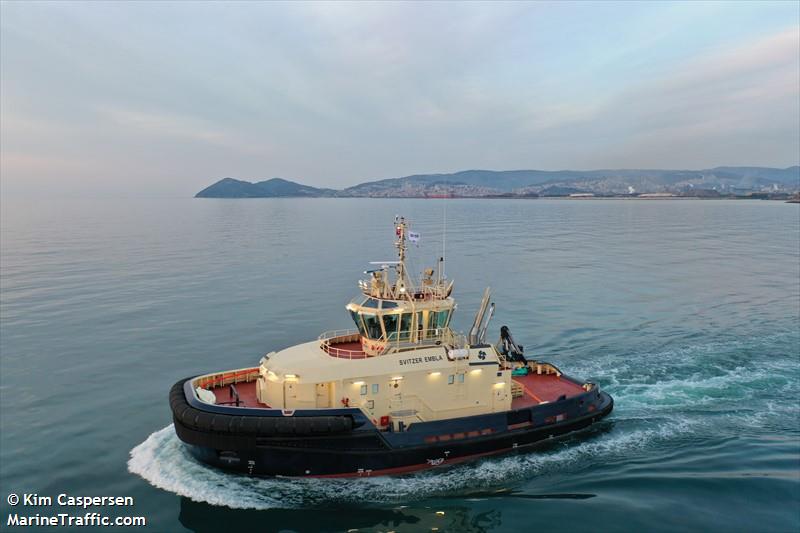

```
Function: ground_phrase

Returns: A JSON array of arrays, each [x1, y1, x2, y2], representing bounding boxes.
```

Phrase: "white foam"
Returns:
[[574, 333, 800, 424], [128, 419, 692, 510]]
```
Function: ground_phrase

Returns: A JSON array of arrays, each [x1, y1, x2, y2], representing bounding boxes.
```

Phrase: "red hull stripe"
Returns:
[[308, 446, 514, 478]]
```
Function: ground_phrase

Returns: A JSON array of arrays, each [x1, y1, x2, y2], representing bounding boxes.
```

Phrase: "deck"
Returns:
[[324, 340, 370, 359], [511, 373, 585, 409], [210, 381, 268, 408], [204, 370, 585, 412]]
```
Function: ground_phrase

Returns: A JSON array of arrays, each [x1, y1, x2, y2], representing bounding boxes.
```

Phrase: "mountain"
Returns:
[[341, 167, 800, 196], [195, 178, 335, 198], [196, 167, 800, 198]]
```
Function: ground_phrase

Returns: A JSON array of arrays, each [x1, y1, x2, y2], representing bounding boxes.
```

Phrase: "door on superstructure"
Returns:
[[492, 384, 509, 411], [390, 377, 403, 399], [387, 377, 404, 416], [316, 382, 331, 408]]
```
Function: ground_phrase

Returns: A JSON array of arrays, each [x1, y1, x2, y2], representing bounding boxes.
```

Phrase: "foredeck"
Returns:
[[511, 373, 586, 409], [210, 381, 268, 408]]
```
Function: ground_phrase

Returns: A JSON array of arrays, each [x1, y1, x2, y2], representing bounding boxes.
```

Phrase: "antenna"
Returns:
[[441, 181, 447, 280]]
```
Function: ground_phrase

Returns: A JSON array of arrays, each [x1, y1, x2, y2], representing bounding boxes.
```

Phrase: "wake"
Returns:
[[128, 418, 686, 510]]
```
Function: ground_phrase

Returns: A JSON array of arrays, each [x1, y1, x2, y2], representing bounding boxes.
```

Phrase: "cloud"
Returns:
[[98, 108, 227, 144], [1, 2, 798, 196], [509, 26, 800, 169]]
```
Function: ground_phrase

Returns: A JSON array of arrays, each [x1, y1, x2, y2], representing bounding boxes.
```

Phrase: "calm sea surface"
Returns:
[[1, 198, 798, 532]]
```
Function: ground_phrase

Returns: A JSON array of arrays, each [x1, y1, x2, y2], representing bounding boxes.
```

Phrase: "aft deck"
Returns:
[[511, 372, 586, 409]]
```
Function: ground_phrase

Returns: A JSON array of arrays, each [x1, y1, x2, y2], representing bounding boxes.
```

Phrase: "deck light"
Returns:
[[428, 371, 441, 377], [285, 374, 298, 381], [352, 381, 365, 386], [470, 369, 482, 375], [391, 376, 404, 381], [493, 382, 505, 388]]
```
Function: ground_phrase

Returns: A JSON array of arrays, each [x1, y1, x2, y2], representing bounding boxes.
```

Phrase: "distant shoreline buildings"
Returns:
[[196, 167, 800, 200]]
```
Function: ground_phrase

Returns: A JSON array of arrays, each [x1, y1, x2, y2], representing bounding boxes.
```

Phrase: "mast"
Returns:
[[394, 215, 408, 295], [359, 216, 453, 301]]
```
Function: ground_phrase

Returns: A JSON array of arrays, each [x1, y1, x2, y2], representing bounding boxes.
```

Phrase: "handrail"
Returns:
[[318, 329, 361, 341], [319, 330, 366, 359], [398, 395, 436, 422], [318, 327, 460, 346], [195, 367, 259, 390], [398, 394, 480, 423], [358, 276, 454, 301], [319, 327, 466, 360]]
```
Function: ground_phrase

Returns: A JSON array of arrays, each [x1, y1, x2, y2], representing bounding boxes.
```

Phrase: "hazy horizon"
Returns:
[[2, 1, 799, 198]]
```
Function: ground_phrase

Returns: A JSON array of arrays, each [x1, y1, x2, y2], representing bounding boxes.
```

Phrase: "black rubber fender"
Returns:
[[169, 378, 354, 437]]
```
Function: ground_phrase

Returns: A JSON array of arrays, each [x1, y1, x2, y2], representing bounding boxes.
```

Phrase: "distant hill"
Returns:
[[195, 178, 335, 198], [340, 167, 800, 196], [195, 167, 800, 198]]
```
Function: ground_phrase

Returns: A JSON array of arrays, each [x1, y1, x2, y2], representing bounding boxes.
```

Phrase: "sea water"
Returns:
[[1, 198, 798, 532]]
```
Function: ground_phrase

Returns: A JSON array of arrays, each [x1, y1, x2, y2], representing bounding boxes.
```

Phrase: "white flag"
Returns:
[[408, 231, 420, 243]]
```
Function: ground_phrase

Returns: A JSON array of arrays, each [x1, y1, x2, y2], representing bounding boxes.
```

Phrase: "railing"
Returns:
[[318, 329, 367, 359], [318, 329, 361, 341], [319, 328, 466, 359], [358, 278, 454, 301], [398, 394, 484, 423], [383, 328, 467, 354], [394, 395, 436, 422], [195, 367, 260, 389]]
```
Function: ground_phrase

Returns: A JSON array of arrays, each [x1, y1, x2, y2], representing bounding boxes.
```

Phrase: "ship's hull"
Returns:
[[170, 376, 614, 477]]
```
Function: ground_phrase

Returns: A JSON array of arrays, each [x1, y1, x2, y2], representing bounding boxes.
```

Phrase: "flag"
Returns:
[[408, 231, 420, 243]]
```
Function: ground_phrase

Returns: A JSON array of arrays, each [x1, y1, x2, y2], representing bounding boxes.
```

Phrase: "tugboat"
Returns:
[[170, 216, 613, 477]]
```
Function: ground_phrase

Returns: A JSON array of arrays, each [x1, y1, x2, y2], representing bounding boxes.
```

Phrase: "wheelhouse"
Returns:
[[346, 296, 454, 345]]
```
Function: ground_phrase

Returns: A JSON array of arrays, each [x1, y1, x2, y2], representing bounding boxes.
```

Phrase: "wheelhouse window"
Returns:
[[361, 314, 383, 339], [399, 313, 413, 341], [382, 314, 399, 341], [426, 309, 451, 338], [382, 300, 399, 309], [349, 310, 367, 337], [363, 298, 380, 309], [435, 310, 450, 329], [426, 312, 437, 338]]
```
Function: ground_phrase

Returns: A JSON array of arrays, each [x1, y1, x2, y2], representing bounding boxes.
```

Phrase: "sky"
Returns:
[[1, 1, 798, 197]]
